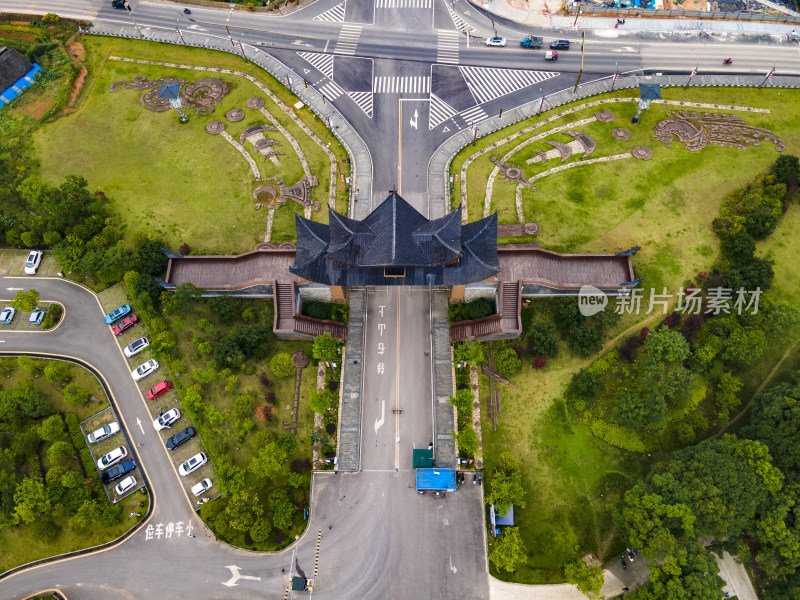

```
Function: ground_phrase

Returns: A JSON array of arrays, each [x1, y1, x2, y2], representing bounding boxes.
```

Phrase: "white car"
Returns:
[[0, 307, 16, 325], [179, 452, 207, 477], [153, 408, 181, 431], [29, 310, 45, 325], [191, 478, 213, 497], [131, 359, 159, 381], [87, 421, 120, 444], [124, 336, 150, 358], [24, 250, 42, 275], [115, 475, 137, 495], [485, 36, 506, 47], [97, 446, 128, 471]]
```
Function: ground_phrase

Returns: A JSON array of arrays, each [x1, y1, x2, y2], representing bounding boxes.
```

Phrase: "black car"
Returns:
[[112, 0, 127, 8], [166, 426, 197, 450], [550, 40, 570, 50], [101, 459, 136, 484]]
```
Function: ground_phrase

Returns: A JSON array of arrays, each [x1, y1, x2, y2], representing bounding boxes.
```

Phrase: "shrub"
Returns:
[[527, 322, 558, 358], [63, 384, 89, 405], [312, 332, 341, 362], [495, 347, 521, 379], [270, 353, 294, 378], [302, 302, 331, 320], [466, 298, 495, 320], [533, 355, 547, 369], [265, 391, 277, 405], [259, 374, 271, 387], [178, 243, 191, 255], [639, 327, 650, 339], [209, 295, 238, 325], [309, 390, 335, 414], [291, 458, 311, 473]]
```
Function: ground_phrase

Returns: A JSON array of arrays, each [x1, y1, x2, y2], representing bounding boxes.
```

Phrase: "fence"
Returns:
[[568, 5, 800, 22]]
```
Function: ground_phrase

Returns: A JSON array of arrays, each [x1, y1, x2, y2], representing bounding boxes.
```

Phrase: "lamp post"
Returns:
[[225, 3, 236, 48], [175, 17, 186, 45]]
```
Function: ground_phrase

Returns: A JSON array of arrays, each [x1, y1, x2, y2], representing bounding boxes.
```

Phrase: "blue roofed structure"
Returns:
[[0, 47, 44, 110], [416, 468, 457, 492]]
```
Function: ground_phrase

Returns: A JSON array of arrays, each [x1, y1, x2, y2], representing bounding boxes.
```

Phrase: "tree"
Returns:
[[63, 384, 89, 405], [224, 489, 263, 533], [234, 394, 257, 420], [744, 211, 780, 240], [135, 236, 168, 276], [270, 353, 295, 378], [38, 414, 65, 442], [453, 340, 486, 366], [60, 470, 84, 489], [454, 426, 478, 456], [450, 388, 474, 413], [615, 392, 666, 429], [250, 518, 272, 543], [564, 559, 604, 598], [638, 542, 726, 600], [70, 499, 101, 531], [209, 295, 238, 325], [486, 454, 526, 515], [643, 326, 691, 363], [213, 336, 246, 368], [44, 361, 67, 386], [269, 488, 295, 531], [16, 378, 52, 418], [714, 372, 742, 423], [10, 289, 40, 313], [309, 390, 335, 414], [495, 347, 521, 379], [47, 441, 75, 466], [773, 154, 799, 186], [489, 527, 527, 573], [312, 332, 341, 362], [722, 232, 756, 263], [248, 441, 288, 482], [17, 355, 37, 373], [13, 477, 51, 525], [528, 323, 558, 358]]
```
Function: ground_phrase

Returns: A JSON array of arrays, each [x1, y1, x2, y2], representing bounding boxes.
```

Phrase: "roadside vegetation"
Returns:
[[0, 357, 144, 572]]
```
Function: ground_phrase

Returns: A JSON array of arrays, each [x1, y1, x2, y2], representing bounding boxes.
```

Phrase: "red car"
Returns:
[[147, 380, 172, 400], [112, 314, 138, 335]]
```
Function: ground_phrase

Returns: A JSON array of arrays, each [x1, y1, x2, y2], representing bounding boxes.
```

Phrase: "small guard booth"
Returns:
[[416, 469, 457, 493]]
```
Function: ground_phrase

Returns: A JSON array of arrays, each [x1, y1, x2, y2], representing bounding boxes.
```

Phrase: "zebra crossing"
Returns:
[[429, 93, 457, 129], [375, 0, 432, 6], [297, 52, 334, 78], [348, 91, 373, 118], [313, 1, 345, 22], [460, 66, 559, 104], [372, 76, 430, 95], [458, 105, 488, 126], [437, 30, 460, 65], [445, 4, 477, 33], [335, 24, 362, 55], [319, 80, 345, 100]]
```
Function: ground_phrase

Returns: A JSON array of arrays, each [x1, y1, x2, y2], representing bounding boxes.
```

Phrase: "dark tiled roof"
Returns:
[[290, 193, 500, 286], [0, 47, 33, 93]]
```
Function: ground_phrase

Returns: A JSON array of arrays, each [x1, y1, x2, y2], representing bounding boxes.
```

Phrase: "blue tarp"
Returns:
[[416, 468, 457, 491], [0, 64, 44, 109], [495, 505, 515, 526]]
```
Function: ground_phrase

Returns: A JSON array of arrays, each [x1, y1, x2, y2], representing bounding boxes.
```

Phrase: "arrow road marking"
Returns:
[[374, 400, 385, 434], [450, 556, 457, 574], [222, 565, 261, 587], [6, 288, 22, 291], [136, 417, 144, 435], [409, 109, 418, 130]]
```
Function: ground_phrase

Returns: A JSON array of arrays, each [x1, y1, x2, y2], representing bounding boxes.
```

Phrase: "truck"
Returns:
[[520, 35, 543, 49]]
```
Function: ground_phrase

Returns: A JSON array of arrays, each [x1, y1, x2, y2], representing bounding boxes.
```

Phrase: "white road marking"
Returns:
[[450, 556, 458, 574], [409, 109, 418, 129], [374, 399, 385, 434], [222, 565, 262, 587], [6, 287, 23, 290], [136, 417, 145, 435]]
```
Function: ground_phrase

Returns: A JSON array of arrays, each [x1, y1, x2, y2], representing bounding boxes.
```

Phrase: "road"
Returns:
[[0, 0, 789, 596]]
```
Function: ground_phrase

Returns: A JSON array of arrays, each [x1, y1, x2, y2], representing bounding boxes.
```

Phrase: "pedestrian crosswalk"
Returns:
[[459, 66, 558, 104], [348, 91, 373, 118], [313, 1, 346, 22], [429, 93, 457, 129], [335, 24, 362, 55], [319, 80, 345, 100], [297, 52, 334, 79], [459, 105, 488, 126], [437, 30, 460, 65], [375, 0, 432, 6], [445, 4, 477, 33], [372, 76, 430, 95]]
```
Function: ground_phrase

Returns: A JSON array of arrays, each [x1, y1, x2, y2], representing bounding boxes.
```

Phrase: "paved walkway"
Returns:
[[718, 551, 759, 600]]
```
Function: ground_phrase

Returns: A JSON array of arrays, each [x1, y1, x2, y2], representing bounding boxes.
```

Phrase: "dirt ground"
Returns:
[[65, 41, 87, 110]]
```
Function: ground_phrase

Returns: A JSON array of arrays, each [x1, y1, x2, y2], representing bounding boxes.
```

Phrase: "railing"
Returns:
[[450, 314, 503, 342], [567, 5, 800, 21], [293, 314, 348, 341]]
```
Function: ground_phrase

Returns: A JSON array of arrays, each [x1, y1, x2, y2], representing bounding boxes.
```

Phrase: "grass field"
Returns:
[[452, 88, 800, 295], [32, 36, 350, 254], [0, 357, 144, 572]]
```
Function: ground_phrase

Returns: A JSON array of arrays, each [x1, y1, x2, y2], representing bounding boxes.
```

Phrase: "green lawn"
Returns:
[[32, 36, 349, 254], [453, 87, 800, 295]]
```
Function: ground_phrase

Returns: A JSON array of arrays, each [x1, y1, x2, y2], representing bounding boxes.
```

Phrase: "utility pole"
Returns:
[[572, 31, 586, 95], [572, 0, 583, 28], [225, 3, 236, 48]]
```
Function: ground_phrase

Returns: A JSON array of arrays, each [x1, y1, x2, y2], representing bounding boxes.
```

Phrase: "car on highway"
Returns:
[[153, 408, 181, 431], [179, 452, 207, 476], [147, 380, 172, 400], [124, 336, 149, 357], [131, 359, 158, 381], [485, 36, 506, 47], [550, 39, 570, 50], [112, 0, 127, 7], [87, 421, 120, 444], [114, 475, 137, 495], [101, 458, 136, 484], [112, 314, 138, 335], [191, 478, 213, 496], [97, 446, 128, 471], [24, 250, 42, 275], [28, 310, 45, 325], [0, 307, 16, 325], [104, 304, 131, 324], [166, 426, 196, 450]]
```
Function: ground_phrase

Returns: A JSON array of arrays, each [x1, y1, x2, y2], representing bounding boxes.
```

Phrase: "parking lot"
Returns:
[[0, 301, 61, 331], [0, 248, 61, 278], [97, 284, 216, 504]]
